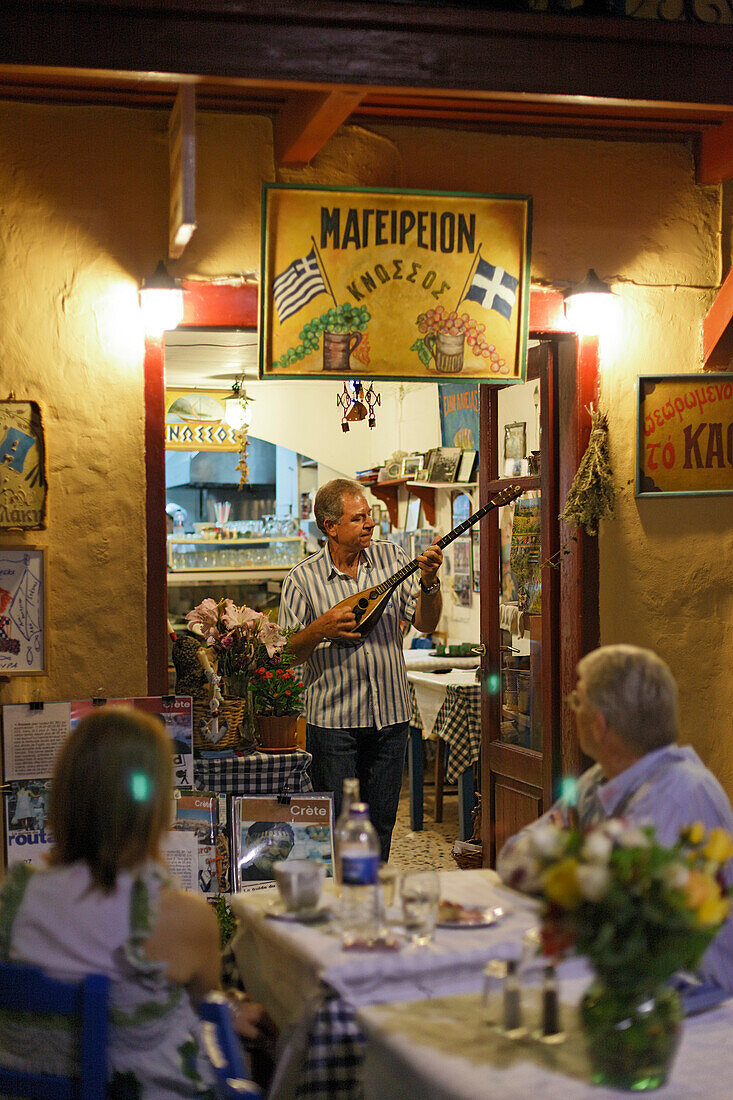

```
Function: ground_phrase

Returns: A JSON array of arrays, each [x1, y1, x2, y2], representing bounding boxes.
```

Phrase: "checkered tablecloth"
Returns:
[[409, 673, 482, 784], [433, 683, 481, 783], [193, 750, 313, 795]]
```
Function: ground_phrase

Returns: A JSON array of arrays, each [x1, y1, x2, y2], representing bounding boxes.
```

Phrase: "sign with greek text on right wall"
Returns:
[[636, 374, 733, 497]]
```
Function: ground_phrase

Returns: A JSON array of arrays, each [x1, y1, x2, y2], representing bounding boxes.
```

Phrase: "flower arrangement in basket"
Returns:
[[185, 597, 302, 749], [505, 817, 733, 1090]]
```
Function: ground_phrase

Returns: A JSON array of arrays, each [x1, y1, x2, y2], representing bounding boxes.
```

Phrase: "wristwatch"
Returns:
[[419, 578, 441, 595]]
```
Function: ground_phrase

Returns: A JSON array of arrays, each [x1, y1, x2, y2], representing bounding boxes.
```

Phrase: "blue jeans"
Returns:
[[306, 722, 409, 862]]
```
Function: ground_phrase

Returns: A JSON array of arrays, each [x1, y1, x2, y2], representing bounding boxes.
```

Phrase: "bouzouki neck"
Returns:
[[332, 482, 524, 644]]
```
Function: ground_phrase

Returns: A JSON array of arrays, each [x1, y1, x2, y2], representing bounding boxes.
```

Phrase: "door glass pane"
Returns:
[[497, 376, 540, 479], [497, 376, 542, 752]]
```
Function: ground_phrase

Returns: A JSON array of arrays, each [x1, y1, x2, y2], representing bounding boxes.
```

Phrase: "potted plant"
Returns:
[[185, 597, 291, 748], [504, 818, 733, 1090], [250, 649, 306, 750]]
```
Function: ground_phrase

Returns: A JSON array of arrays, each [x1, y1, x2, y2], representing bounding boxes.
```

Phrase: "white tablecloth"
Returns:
[[407, 669, 478, 739], [359, 983, 733, 1100], [403, 652, 480, 674], [230, 870, 537, 1023]]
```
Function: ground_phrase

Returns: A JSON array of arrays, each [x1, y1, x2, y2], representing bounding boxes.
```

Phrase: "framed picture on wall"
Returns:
[[404, 495, 421, 532], [452, 537, 472, 608], [0, 547, 46, 675], [401, 455, 424, 478], [504, 422, 527, 461], [456, 449, 477, 483], [427, 446, 462, 483]]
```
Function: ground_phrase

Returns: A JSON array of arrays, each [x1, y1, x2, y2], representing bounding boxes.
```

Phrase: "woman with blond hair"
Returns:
[[0, 706, 272, 1097]]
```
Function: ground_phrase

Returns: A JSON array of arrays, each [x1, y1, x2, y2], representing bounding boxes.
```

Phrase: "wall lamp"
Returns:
[[139, 261, 184, 337], [563, 269, 616, 337]]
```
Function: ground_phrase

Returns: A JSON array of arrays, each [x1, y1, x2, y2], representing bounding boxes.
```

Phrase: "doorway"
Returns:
[[478, 330, 600, 865]]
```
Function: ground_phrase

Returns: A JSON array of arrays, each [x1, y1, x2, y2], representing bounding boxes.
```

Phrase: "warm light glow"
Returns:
[[225, 397, 251, 430], [563, 269, 618, 339], [564, 291, 617, 338], [139, 286, 184, 337], [139, 261, 184, 337]]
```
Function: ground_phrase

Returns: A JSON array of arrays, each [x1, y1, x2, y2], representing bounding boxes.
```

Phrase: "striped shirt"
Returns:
[[278, 539, 418, 730]]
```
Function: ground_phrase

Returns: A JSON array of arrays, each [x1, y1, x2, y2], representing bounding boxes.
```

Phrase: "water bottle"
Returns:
[[338, 802, 380, 946], [334, 777, 360, 893]]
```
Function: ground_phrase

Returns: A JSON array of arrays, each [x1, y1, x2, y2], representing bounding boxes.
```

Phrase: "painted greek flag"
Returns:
[[272, 247, 328, 324], [464, 256, 519, 321]]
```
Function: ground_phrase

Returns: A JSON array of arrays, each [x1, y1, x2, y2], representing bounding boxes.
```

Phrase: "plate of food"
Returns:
[[436, 900, 506, 928]]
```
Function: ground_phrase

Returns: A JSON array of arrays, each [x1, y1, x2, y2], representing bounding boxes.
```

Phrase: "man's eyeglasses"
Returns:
[[566, 689, 581, 712]]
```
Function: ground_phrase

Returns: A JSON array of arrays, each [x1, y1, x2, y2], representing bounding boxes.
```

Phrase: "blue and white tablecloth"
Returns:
[[194, 750, 313, 795]]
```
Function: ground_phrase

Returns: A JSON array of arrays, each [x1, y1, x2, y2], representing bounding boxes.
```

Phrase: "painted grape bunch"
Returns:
[[273, 302, 371, 369], [415, 304, 507, 372]]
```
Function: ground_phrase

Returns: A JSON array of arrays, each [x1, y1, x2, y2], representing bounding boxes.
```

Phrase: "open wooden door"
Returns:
[[479, 333, 599, 866]]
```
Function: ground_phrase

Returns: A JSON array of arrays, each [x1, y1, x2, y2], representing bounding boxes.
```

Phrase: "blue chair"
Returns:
[[0, 961, 109, 1100], [199, 993, 263, 1099]]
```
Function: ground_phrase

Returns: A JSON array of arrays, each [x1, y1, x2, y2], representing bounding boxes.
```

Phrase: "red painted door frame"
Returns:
[[144, 282, 598, 694]]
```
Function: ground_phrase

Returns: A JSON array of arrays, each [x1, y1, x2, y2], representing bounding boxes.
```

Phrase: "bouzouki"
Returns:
[[331, 482, 524, 645]]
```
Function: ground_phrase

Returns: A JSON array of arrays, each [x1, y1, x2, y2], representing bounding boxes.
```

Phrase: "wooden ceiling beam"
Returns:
[[703, 267, 733, 369], [274, 89, 365, 166], [697, 117, 733, 185], [1, 2, 733, 108]]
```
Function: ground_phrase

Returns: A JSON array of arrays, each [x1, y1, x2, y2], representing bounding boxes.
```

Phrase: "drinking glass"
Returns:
[[401, 871, 440, 945]]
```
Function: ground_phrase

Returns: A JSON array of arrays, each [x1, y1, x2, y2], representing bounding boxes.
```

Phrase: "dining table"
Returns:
[[230, 869, 539, 1100], [406, 661, 481, 839], [358, 976, 733, 1100]]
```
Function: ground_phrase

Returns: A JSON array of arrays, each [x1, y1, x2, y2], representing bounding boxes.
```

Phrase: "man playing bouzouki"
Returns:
[[279, 478, 443, 860]]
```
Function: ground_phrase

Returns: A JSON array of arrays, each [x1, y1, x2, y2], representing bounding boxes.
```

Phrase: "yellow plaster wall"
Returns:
[[0, 105, 730, 797]]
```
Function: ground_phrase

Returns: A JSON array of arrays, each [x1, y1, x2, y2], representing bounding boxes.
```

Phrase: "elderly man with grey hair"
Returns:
[[279, 477, 443, 860], [498, 644, 733, 992]]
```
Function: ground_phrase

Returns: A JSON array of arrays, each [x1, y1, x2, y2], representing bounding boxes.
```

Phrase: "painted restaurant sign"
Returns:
[[636, 374, 733, 497], [260, 184, 532, 383]]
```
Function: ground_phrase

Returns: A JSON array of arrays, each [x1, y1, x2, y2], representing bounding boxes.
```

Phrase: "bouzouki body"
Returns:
[[331, 483, 523, 646]]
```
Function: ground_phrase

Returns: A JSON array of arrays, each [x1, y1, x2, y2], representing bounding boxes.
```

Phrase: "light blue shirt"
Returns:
[[498, 744, 733, 992], [278, 538, 418, 730]]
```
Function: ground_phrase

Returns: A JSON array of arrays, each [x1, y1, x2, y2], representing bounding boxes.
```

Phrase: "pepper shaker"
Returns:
[[539, 963, 565, 1044]]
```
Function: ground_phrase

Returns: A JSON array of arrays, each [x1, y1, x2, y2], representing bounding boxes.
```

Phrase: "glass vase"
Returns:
[[580, 977, 682, 1091]]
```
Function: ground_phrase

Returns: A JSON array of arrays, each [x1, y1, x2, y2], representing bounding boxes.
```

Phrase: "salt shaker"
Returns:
[[481, 959, 506, 1028], [502, 959, 527, 1038]]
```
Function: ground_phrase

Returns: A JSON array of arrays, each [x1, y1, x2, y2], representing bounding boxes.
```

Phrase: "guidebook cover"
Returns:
[[164, 791, 230, 896], [4, 778, 52, 869], [231, 795, 334, 893]]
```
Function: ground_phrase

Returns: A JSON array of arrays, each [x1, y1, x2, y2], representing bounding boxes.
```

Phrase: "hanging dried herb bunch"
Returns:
[[560, 405, 615, 536]]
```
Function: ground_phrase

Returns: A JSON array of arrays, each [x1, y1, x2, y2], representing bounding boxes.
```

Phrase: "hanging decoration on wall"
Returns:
[[260, 183, 531, 383], [337, 380, 381, 432], [228, 378, 254, 489], [560, 404, 616, 535], [0, 399, 47, 530]]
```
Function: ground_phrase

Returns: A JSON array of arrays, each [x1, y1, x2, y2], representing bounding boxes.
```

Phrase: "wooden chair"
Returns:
[[0, 962, 109, 1100], [199, 993, 264, 1099]]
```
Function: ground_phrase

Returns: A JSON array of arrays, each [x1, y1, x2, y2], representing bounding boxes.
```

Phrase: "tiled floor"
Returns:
[[389, 770, 461, 872]]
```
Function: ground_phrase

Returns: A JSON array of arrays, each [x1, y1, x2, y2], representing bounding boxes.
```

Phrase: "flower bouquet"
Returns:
[[185, 597, 298, 749], [509, 818, 733, 1089]]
